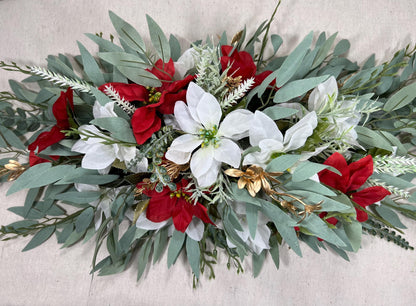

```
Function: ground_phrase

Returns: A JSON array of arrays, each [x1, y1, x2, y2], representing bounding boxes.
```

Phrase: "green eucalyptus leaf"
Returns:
[[265, 154, 301, 172], [167, 230, 186, 268], [7, 164, 74, 195], [356, 126, 393, 152], [97, 52, 148, 69], [343, 221, 362, 252], [77, 41, 106, 86], [292, 161, 339, 182], [186, 237, 200, 279], [22, 226, 56, 252], [252, 250, 266, 278], [311, 32, 337, 69], [85, 33, 124, 52], [374, 205, 407, 229], [117, 66, 161, 87], [109, 11, 147, 54], [0, 126, 26, 150], [263, 105, 299, 120], [246, 203, 258, 239], [257, 32, 313, 96], [383, 82, 416, 112], [169, 34, 181, 61], [333, 39, 350, 56], [137, 239, 153, 281], [90, 117, 136, 143], [300, 214, 346, 247], [259, 199, 301, 256], [75, 207, 94, 233], [146, 15, 171, 63], [273, 75, 329, 103]]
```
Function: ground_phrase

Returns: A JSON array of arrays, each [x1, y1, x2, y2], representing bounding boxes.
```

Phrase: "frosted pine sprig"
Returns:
[[367, 178, 410, 199], [221, 77, 255, 109], [373, 155, 416, 174], [30, 66, 93, 93], [102, 84, 136, 115]]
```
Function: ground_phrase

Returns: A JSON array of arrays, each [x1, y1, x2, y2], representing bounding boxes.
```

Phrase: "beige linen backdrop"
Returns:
[[1, 0, 416, 305]]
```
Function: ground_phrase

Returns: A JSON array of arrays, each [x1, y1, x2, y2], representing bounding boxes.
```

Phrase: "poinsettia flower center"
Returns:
[[198, 125, 219, 148], [146, 86, 162, 104], [169, 190, 190, 202]]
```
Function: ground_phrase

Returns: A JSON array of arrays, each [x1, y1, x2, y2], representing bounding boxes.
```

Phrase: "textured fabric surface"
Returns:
[[0, 1, 416, 305]]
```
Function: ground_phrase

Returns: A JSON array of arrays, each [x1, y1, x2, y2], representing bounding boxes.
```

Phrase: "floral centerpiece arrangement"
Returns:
[[1, 5, 416, 285]]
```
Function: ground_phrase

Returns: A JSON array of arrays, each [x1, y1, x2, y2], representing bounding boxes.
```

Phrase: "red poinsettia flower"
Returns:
[[140, 179, 214, 233], [220, 45, 273, 87], [28, 88, 74, 164], [99, 59, 194, 145], [318, 152, 391, 222]]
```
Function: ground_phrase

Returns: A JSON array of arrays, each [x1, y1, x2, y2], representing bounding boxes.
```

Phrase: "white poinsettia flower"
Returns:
[[72, 125, 137, 173], [135, 213, 205, 241], [226, 201, 271, 255], [308, 76, 361, 148], [243, 110, 318, 167], [165, 82, 253, 187]]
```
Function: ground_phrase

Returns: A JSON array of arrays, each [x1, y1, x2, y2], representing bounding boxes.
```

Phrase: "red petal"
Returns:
[[220, 45, 256, 79], [29, 151, 59, 166], [171, 199, 194, 232], [98, 82, 148, 102], [146, 196, 175, 223], [52, 88, 73, 129], [355, 208, 369, 222], [167, 75, 195, 93], [150, 59, 175, 82], [253, 70, 273, 87], [131, 107, 161, 144], [348, 155, 374, 191], [28, 126, 65, 152], [157, 90, 187, 114], [192, 203, 215, 226], [318, 152, 349, 193], [352, 186, 391, 207]]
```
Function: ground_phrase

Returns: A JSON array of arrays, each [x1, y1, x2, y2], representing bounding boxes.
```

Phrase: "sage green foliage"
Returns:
[[1, 4, 416, 287]]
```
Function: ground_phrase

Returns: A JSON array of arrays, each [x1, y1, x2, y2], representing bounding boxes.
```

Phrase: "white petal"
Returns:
[[114, 145, 136, 163], [308, 76, 338, 111], [174, 101, 202, 134], [166, 134, 203, 164], [250, 224, 271, 254], [249, 111, 283, 146], [195, 161, 221, 187], [135, 213, 169, 230], [190, 146, 215, 179], [197, 93, 222, 129], [81, 143, 116, 170], [185, 218, 205, 241], [213, 138, 241, 168], [174, 48, 196, 79], [218, 109, 253, 140], [74, 183, 100, 192], [186, 82, 206, 123], [93, 100, 116, 119], [284, 111, 318, 151]]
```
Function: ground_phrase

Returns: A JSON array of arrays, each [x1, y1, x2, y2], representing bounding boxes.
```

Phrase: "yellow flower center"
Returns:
[[146, 87, 162, 104]]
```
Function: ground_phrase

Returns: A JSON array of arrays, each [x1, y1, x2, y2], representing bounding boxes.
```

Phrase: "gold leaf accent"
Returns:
[[133, 199, 150, 224], [230, 30, 244, 45], [160, 159, 189, 180]]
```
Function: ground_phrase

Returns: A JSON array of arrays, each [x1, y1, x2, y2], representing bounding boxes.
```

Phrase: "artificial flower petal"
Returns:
[[196, 92, 222, 129], [174, 101, 202, 134], [218, 109, 253, 140], [213, 138, 241, 168]]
